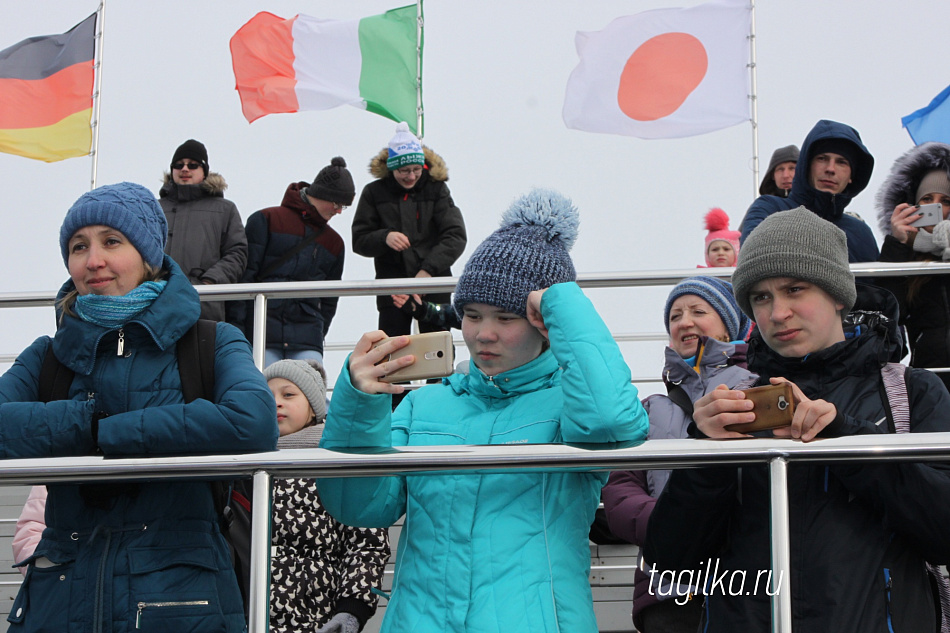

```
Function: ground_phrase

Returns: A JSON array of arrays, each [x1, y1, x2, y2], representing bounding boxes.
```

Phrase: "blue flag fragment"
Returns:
[[903, 84, 950, 145]]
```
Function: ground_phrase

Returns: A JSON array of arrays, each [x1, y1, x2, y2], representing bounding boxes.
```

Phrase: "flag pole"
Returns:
[[748, 0, 759, 199], [90, 0, 107, 190], [415, 0, 424, 139]]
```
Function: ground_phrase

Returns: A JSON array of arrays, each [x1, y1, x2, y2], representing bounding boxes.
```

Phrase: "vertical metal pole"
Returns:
[[415, 0, 424, 139], [247, 470, 273, 633], [769, 457, 792, 633], [253, 294, 267, 370], [748, 0, 760, 199], [90, 1, 107, 190]]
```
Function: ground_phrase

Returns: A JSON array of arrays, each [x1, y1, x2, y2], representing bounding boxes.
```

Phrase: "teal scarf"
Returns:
[[75, 280, 167, 328]]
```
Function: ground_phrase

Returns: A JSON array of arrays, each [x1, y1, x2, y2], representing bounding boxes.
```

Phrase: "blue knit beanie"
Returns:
[[453, 188, 578, 318], [60, 182, 168, 269], [664, 276, 751, 342]]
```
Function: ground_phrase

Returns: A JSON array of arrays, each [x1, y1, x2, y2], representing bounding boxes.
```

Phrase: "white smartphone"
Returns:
[[910, 202, 943, 228]]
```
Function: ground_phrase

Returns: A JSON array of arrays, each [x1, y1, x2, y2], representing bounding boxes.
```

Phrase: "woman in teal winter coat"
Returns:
[[319, 189, 648, 633], [2, 182, 277, 633]]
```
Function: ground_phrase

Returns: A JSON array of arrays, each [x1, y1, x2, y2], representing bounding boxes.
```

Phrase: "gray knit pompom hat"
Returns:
[[453, 188, 579, 318], [732, 207, 856, 318], [264, 359, 328, 423]]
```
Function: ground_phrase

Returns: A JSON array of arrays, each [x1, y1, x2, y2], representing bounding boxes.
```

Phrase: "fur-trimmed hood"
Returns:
[[368, 146, 448, 181], [875, 142, 950, 236], [159, 171, 228, 199]]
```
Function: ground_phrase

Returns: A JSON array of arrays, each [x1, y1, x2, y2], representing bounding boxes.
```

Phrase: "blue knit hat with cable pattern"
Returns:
[[453, 188, 578, 318], [60, 182, 168, 269]]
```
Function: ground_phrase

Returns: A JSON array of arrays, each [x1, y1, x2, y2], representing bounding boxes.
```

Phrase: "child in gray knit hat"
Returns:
[[261, 358, 390, 633], [646, 209, 950, 632], [318, 188, 648, 633]]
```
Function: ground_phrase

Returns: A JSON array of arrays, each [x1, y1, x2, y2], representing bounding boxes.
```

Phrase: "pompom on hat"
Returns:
[[60, 182, 168, 269], [386, 122, 425, 170], [306, 156, 355, 206], [703, 208, 740, 266], [453, 188, 578, 318], [264, 359, 328, 423]]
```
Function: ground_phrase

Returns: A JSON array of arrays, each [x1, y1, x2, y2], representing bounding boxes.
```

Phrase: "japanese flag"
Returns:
[[562, 0, 751, 139]]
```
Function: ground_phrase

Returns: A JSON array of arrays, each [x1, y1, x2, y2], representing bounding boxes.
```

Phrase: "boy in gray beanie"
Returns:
[[646, 207, 950, 633], [319, 189, 648, 633], [732, 206, 856, 320]]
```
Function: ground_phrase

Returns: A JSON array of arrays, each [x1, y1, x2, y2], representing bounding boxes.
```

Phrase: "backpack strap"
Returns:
[[176, 319, 217, 403], [879, 361, 950, 633], [880, 362, 910, 434], [665, 384, 694, 417], [38, 342, 74, 403]]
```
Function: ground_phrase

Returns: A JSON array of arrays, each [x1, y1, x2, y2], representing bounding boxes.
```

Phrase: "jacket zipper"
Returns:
[[883, 568, 896, 633], [93, 531, 112, 633], [136, 600, 209, 629], [116, 328, 125, 356]]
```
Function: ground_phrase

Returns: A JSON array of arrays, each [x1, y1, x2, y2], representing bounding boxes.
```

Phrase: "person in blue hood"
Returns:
[[319, 188, 649, 633], [740, 119, 879, 262], [1, 182, 278, 633]]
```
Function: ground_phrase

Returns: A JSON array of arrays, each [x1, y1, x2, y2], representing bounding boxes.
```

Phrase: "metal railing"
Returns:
[[0, 435, 949, 633], [3, 261, 949, 369]]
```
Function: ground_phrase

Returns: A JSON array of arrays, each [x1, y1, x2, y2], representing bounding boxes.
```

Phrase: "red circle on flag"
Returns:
[[617, 33, 708, 121]]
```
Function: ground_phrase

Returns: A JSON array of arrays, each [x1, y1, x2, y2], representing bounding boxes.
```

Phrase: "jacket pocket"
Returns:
[[7, 551, 76, 629], [491, 418, 560, 445], [128, 542, 225, 632], [407, 419, 466, 444]]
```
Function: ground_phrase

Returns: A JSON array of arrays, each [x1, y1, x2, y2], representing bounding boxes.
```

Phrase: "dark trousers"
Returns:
[[639, 597, 703, 633]]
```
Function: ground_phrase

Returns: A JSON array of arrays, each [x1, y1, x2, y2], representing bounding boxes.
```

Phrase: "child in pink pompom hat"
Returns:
[[702, 207, 740, 267]]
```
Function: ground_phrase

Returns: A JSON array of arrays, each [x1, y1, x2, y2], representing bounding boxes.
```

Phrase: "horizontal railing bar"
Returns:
[[2, 262, 947, 308], [0, 434, 947, 486]]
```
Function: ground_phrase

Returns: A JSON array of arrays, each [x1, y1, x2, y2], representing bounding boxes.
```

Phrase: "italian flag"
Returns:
[[230, 5, 421, 133]]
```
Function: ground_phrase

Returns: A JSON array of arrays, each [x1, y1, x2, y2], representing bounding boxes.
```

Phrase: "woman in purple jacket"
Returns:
[[602, 276, 755, 632]]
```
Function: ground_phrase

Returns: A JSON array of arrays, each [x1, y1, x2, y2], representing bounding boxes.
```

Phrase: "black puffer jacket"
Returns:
[[875, 142, 950, 391], [352, 147, 466, 310], [644, 293, 950, 633]]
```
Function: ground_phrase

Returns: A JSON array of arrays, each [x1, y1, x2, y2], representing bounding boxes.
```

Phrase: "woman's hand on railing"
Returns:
[[349, 331, 414, 395], [693, 385, 755, 439]]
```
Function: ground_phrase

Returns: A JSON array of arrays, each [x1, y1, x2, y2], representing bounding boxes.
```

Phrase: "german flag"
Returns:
[[0, 14, 96, 162]]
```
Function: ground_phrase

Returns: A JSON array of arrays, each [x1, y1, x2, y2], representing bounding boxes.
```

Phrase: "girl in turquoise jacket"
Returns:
[[2, 183, 277, 633], [319, 189, 648, 633]]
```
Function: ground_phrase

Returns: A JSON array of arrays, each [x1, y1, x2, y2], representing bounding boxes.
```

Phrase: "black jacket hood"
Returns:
[[788, 120, 874, 221]]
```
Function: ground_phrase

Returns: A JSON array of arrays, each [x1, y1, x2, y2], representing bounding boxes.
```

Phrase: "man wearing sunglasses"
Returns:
[[159, 139, 247, 321]]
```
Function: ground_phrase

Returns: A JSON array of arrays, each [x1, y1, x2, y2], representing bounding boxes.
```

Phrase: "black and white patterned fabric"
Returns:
[[269, 477, 390, 632]]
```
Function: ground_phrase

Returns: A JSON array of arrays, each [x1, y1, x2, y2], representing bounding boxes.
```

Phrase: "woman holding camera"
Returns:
[[602, 276, 755, 632], [876, 142, 950, 391], [319, 189, 648, 633], [1, 183, 277, 633]]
